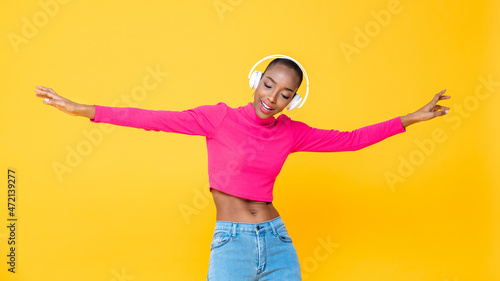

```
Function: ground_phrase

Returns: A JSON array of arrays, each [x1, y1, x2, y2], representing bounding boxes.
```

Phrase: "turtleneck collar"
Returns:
[[242, 102, 276, 126]]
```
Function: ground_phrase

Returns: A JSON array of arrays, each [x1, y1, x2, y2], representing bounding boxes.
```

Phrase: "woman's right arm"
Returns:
[[35, 85, 95, 119], [35, 85, 228, 137]]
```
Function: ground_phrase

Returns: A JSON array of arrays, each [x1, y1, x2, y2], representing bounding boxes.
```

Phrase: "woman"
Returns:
[[35, 56, 450, 280]]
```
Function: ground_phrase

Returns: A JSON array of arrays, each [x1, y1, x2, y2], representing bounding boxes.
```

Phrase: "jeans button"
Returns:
[[256, 225, 260, 230]]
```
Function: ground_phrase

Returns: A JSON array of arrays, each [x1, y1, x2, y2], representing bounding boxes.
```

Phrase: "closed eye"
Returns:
[[264, 82, 290, 99]]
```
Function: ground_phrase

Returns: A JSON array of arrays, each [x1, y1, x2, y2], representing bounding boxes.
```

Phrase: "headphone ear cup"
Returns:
[[249, 71, 262, 90], [287, 94, 302, 111]]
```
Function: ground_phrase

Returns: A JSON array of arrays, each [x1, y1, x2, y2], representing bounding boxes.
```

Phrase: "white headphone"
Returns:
[[248, 54, 309, 111]]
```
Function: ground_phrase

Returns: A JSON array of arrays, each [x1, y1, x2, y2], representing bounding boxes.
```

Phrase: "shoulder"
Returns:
[[193, 101, 228, 109], [185, 102, 230, 123], [190, 101, 229, 113], [276, 113, 292, 123], [275, 114, 314, 135], [278, 113, 308, 127]]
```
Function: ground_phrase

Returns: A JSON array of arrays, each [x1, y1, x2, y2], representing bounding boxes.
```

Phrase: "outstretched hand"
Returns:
[[35, 85, 95, 119], [400, 89, 451, 128]]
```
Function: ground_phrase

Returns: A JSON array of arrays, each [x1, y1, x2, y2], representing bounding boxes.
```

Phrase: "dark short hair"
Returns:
[[262, 58, 303, 92]]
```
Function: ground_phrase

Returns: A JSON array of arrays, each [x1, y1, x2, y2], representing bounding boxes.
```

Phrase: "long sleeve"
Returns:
[[290, 116, 406, 153], [89, 102, 228, 138]]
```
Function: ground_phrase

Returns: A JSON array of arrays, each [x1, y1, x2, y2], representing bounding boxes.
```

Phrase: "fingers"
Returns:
[[46, 98, 63, 108], [35, 85, 55, 98], [428, 105, 449, 118], [433, 89, 450, 113], [35, 85, 58, 96], [35, 85, 81, 116], [35, 85, 60, 105], [433, 89, 446, 100], [422, 89, 450, 111], [432, 104, 450, 112], [433, 110, 448, 117], [417, 109, 448, 122], [434, 89, 451, 100], [41, 96, 57, 106], [408, 89, 452, 125]]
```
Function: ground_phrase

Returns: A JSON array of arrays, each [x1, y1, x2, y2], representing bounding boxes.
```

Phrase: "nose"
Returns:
[[268, 91, 278, 104]]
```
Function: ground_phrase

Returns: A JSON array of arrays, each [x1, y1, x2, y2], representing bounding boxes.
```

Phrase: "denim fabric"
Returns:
[[207, 216, 301, 280]]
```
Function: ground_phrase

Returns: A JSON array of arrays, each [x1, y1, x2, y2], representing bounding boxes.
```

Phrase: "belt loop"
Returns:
[[269, 220, 277, 236], [231, 223, 237, 237]]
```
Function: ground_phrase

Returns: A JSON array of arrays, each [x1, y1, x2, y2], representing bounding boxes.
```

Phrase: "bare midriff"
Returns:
[[211, 188, 280, 223]]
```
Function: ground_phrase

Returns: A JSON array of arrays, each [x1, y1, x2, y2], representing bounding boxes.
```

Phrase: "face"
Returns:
[[252, 63, 300, 119]]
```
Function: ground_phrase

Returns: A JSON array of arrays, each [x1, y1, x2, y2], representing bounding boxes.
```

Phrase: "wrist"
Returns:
[[400, 113, 418, 129], [78, 104, 96, 119]]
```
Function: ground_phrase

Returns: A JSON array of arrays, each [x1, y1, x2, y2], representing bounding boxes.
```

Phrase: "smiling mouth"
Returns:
[[261, 100, 274, 111]]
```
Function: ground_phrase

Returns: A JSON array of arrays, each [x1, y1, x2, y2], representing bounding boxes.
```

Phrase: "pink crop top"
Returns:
[[90, 101, 406, 202]]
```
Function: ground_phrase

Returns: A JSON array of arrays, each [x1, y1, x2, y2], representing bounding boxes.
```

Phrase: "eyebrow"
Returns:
[[265, 76, 295, 93]]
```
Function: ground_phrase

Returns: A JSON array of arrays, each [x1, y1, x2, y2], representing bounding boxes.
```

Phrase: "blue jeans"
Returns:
[[207, 216, 301, 280]]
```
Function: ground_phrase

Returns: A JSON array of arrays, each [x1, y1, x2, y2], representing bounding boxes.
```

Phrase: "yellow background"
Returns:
[[1, 0, 499, 280]]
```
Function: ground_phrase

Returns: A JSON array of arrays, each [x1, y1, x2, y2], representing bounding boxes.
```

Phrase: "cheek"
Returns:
[[278, 100, 290, 110]]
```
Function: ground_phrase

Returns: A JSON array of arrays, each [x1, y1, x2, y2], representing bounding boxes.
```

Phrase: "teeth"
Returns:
[[261, 101, 273, 111]]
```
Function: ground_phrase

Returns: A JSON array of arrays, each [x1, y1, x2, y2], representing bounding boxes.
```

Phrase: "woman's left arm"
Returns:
[[400, 89, 451, 129], [289, 89, 451, 153]]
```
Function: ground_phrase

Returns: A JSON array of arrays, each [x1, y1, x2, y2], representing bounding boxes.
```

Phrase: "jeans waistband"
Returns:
[[214, 216, 285, 236]]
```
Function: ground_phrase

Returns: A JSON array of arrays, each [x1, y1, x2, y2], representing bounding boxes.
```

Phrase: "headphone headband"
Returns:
[[248, 54, 309, 108]]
